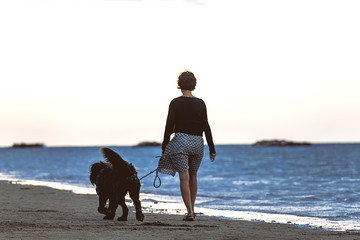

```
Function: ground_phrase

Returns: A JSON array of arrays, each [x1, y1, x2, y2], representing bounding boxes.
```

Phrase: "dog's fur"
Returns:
[[89, 147, 144, 221]]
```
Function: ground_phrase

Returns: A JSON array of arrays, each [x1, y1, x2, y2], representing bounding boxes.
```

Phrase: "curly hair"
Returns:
[[177, 71, 197, 91]]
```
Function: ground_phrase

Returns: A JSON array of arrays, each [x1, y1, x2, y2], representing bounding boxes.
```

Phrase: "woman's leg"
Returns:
[[179, 171, 194, 216], [189, 171, 197, 214]]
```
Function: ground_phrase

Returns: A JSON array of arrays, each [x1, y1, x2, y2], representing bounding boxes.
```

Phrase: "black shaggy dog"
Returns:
[[89, 147, 144, 221]]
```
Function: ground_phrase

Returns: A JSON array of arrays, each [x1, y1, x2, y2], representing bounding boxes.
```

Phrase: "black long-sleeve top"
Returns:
[[162, 96, 216, 154]]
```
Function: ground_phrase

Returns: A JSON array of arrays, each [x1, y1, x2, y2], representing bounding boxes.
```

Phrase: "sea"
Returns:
[[1, 144, 359, 231]]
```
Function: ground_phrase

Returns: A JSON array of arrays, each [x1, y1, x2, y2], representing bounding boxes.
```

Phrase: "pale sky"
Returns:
[[0, 0, 359, 146]]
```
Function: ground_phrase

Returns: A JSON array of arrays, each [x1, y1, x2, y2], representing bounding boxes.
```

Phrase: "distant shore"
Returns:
[[0, 181, 358, 240], [11, 142, 45, 148], [253, 139, 311, 147], [133, 141, 161, 147]]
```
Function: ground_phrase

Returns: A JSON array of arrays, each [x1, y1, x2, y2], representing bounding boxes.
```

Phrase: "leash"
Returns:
[[139, 168, 161, 188], [139, 156, 162, 188]]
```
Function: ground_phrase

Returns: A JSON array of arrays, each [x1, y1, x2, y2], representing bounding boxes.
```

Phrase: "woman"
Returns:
[[157, 71, 216, 221]]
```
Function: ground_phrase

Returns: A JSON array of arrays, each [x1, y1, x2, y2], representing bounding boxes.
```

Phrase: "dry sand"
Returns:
[[0, 181, 359, 240]]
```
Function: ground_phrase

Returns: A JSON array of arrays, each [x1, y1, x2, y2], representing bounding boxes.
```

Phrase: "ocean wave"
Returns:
[[232, 180, 270, 186], [301, 195, 320, 201]]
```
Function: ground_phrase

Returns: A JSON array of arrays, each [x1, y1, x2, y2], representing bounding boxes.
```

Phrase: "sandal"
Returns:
[[183, 214, 194, 221]]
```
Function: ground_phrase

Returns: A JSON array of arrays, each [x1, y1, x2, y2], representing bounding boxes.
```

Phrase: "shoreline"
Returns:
[[1, 175, 359, 232], [0, 181, 359, 239]]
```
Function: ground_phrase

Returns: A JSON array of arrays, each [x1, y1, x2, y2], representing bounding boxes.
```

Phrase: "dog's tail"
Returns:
[[89, 161, 107, 185], [100, 147, 134, 176]]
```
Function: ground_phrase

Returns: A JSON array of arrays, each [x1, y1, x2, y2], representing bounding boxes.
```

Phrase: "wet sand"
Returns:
[[0, 181, 359, 240]]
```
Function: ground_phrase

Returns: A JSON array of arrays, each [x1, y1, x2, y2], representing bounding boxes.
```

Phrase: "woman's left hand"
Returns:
[[210, 153, 216, 162]]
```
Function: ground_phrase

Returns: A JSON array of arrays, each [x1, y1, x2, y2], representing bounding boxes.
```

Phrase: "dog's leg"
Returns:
[[117, 190, 128, 221], [129, 185, 144, 222], [103, 190, 117, 220], [97, 195, 108, 215]]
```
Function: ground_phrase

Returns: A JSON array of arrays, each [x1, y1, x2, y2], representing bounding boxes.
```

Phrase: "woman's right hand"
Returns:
[[210, 153, 216, 162]]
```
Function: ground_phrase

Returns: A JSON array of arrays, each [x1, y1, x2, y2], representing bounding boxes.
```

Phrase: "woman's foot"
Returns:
[[183, 213, 195, 221]]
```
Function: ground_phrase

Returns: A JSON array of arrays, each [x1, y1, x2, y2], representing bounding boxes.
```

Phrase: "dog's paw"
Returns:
[[103, 214, 115, 220], [98, 207, 108, 215], [136, 212, 145, 222], [117, 216, 127, 221]]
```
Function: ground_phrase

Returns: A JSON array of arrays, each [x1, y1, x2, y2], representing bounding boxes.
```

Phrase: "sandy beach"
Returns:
[[0, 181, 359, 240]]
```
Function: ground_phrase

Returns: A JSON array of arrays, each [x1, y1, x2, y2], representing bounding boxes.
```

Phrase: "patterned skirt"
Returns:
[[157, 132, 204, 176]]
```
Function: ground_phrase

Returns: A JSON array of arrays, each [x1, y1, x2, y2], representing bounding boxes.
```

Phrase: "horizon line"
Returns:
[[2, 141, 360, 148]]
